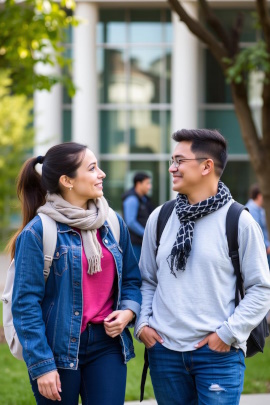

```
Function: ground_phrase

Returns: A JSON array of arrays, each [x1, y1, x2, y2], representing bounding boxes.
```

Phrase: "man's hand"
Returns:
[[104, 310, 134, 338], [139, 326, 164, 349], [37, 370, 62, 401], [195, 332, 230, 352]]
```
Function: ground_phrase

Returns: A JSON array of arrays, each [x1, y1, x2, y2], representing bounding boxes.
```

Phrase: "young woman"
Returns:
[[10, 142, 141, 405]]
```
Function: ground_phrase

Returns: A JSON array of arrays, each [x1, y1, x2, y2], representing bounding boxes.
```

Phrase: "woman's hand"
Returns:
[[104, 310, 134, 338], [37, 370, 62, 401]]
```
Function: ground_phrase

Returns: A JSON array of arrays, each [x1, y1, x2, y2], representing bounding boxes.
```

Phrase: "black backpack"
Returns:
[[140, 200, 269, 401]]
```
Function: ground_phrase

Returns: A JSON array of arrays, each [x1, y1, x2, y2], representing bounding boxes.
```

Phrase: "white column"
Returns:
[[171, 3, 199, 198], [34, 67, 62, 157], [73, 2, 98, 155], [172, 3, 199, 133]]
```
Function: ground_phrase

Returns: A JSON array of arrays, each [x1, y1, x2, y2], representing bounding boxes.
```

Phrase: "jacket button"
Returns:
[[71, 338, 76, 343], [70, 363, 74, 368], [56, 252, 59, 257], [74, 311, 79, 316], [104, 239, 108, 244]]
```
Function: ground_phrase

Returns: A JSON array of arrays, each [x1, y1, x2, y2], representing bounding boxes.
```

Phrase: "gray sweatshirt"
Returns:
[[135, 200, 270, 355]]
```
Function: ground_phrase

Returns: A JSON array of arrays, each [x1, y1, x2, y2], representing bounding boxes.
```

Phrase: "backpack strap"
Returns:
[[226, 201, 248, 305], [156, 199, 176, 255], [38, 213, 57, 281], [107, 208, 120, 244]]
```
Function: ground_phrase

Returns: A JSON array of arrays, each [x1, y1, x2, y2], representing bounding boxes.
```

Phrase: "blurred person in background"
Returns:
[[122, 172, 153, 262], [246, 184, 270, 267]]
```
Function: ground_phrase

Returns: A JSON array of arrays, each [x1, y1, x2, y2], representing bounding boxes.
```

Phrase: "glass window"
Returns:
[[130, 110, 161, 154], [100, 160, 127, 212], [221, 161, 256, 203], [209, 9, 257, 43], [202, 110, 246, 154], [98, 49, 127, 104], [130, 9, 162, 43], [129, 48, 162, 104], [165, 50, 172, 103], [205, 50, 232, 104], [100, 111, 127, 154], [165, 10, 172, 43], [99, 10, 126, 44], [63, 110, 72, 142]]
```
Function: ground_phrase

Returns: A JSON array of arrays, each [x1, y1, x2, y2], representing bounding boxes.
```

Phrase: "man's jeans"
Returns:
[[148, 342, 245, 405]]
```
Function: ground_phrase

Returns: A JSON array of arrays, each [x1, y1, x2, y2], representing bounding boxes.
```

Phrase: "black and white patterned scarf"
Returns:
[[167, 181, 232, 277]]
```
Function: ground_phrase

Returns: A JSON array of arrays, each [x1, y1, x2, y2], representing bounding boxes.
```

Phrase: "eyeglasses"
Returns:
[[169, 157, 208, 168]]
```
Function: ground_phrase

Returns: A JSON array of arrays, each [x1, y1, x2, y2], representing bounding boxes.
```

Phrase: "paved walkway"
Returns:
[[125, 394, 270, 404]]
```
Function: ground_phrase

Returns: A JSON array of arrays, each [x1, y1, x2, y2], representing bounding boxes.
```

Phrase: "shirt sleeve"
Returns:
[[134, 208, 161, 337], [123, 195, 145, 237]]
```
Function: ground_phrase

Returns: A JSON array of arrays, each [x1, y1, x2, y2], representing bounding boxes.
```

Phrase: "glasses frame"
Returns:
[[169, 157, 208, 168]]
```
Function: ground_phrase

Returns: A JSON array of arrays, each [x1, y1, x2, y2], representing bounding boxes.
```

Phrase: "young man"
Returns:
[[246, 184, 270, 267], [122, 172, 153, 262], [135, 129, 270, 405]]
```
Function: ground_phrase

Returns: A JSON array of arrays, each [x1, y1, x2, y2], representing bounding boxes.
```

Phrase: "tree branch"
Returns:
[[231, 82, 262, 168], [198, 0, 232, 53], [256, 0, 270, 52], [168, 0, 228, 69], [230, 12, 244, 57]]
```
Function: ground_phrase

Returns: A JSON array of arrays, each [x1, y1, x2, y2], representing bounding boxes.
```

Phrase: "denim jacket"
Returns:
[[12, 213, 142, 380]]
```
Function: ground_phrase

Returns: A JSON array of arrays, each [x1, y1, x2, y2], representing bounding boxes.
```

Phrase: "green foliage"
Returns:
[[0, 71, 34, 231], [224, 41, 270, 84], [0, 0, 78, 96]]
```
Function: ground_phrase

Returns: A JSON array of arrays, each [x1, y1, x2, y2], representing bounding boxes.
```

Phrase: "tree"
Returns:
[[168, 0, 270, 231], [0, 0, 78, 96], [0, 71, 34, 237]]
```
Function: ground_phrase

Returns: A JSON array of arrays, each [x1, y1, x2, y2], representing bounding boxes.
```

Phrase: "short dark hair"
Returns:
[[172, 129, 228, 176], [249, 184, 261, 200], [133, 172, 150, 187]]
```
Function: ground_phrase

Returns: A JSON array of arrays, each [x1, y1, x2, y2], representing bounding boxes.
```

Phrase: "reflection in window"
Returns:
[[130, 9, 162, 43], [221, 162, 256, 203], [130, 110, 161, 153], [129, 49, 162, 104], [205, 50, 232, 104], [100, 161, 127, 212], [210, 9, 258, 43], [100, 111, 127, 154], [203, 110, 246, 154], [98, 10, 126, 44], [98, 49, 127, 104]]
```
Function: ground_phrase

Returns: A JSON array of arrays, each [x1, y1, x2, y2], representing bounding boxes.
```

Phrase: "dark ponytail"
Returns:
[[8, 142, 87, 258]]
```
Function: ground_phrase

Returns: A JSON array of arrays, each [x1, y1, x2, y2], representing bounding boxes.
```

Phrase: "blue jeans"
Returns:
[[148, 342, 245, 405], [30, 324, 127, 405]]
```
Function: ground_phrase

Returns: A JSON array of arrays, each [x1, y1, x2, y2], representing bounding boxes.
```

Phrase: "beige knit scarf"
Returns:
[[37, 193, 109, 275]]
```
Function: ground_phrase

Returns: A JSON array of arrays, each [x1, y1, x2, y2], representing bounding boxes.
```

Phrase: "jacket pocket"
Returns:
[[53, 246, 68, 276]]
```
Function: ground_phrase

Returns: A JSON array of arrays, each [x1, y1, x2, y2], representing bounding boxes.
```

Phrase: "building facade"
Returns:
[[34, 0, 259, 212]]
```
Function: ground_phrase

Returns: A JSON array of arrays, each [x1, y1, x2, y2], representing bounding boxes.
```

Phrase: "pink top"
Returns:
[[80, 229, 117, 332]]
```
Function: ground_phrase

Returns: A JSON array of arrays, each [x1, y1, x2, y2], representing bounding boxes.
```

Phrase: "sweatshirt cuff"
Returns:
[[119, 300, 141, 328], [216, 323, 237, 346]]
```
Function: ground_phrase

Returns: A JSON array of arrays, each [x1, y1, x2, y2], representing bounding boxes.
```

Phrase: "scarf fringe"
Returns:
[[167, 246, 191, 277], [87, 255, 102, 275]]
